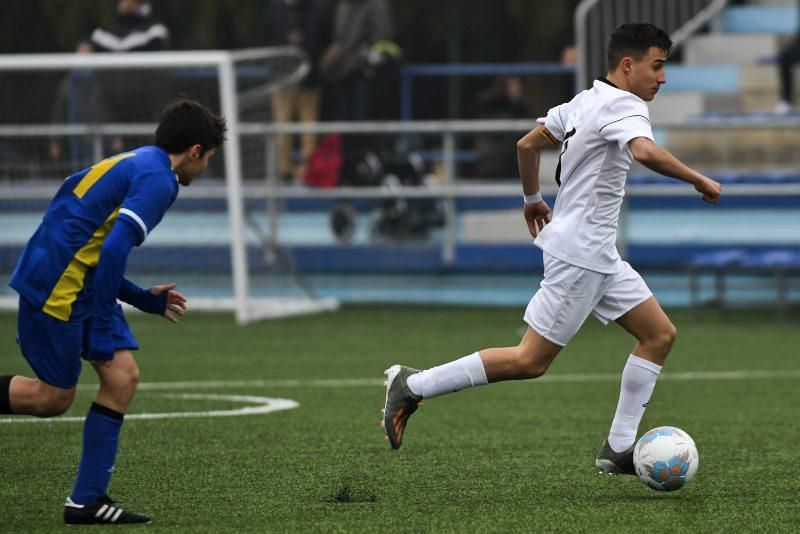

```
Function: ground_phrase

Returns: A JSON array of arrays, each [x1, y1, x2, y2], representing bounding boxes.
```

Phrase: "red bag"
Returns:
[[303, 133, 343, 188]]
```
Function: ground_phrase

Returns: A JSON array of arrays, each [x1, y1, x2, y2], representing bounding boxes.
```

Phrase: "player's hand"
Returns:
[[150, 283, 186, 324], [695, 176, 721, 204], [524, 200, 552, 238]]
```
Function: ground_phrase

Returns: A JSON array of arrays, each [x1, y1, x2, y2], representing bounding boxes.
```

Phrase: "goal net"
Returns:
[[0, 47, 338, 324]]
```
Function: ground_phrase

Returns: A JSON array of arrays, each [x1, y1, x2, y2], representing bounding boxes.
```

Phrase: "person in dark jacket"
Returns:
[[320, 0, 394, 121], [48, 1, 171, 172], [90, 0, 172, 152], [775, 0, 800, 113], [89, 0, 169, 53]]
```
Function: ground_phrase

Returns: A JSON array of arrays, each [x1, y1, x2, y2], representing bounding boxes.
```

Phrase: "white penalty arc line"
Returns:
[[0, 394, 299, 424], [122, 368, 800, 391]]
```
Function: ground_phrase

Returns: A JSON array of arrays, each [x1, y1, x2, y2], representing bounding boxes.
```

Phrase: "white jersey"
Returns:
[[534, 78, 653, 274]]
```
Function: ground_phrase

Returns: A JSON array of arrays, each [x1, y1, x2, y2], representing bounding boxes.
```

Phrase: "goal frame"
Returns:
[[0, 48, 337, 324]]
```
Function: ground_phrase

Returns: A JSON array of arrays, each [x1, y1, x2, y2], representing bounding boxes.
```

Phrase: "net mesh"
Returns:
[[0, 48, 339, 320]]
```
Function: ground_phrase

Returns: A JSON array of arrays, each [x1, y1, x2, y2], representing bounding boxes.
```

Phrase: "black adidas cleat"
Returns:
[[595, 439, 637, 476], [64, 495, 151, 525]]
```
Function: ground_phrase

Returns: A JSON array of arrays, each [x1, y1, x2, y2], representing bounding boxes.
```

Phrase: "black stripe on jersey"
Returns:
[[598, 114, 651, 133]]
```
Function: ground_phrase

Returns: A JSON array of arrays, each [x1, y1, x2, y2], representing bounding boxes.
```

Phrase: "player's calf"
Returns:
[[0, 375, 75, 417], [497, 332, 561, 380]]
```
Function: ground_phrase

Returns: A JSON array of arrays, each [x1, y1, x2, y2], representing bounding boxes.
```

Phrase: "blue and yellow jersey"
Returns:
[[10, 146, 179, 322]]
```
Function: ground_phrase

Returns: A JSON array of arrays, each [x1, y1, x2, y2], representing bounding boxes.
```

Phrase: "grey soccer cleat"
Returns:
[[382, 365, 422, 450], [595, 439, 637, 475]]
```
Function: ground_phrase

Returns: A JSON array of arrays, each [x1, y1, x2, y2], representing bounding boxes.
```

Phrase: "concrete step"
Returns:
[[649, 93, 704, 124], [741, 65, 781, 90], [684, 34, 781, 64], [664, 127, 800, 168]]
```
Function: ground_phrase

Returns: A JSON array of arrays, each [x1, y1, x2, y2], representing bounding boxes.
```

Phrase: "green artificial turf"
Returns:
[[1, 306, 798, 532]]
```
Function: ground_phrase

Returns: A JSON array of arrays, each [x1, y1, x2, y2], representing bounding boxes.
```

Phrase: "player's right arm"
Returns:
[[629, 137, 721, 203], [517, 124, 557, 237]]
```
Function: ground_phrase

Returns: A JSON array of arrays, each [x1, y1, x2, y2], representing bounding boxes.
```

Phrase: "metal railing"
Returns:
[[575, 0, 729, 90], [3, 118, 800, 266]]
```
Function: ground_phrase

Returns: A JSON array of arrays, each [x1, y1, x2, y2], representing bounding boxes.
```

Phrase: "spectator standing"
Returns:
[[473, 75, 532, 178], [88, 0, 169, 54], [321, 0, 394, 121], [261, 0, 332, 182], [774, 0, 800, 113], [89, 0, 171, 152]]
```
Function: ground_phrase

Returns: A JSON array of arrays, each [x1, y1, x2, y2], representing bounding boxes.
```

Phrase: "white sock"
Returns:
[[608, 354, 662, 453], [406, 352, 488, 399]]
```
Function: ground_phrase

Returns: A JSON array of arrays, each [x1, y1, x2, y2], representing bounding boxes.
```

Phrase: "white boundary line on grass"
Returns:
[[125, 368, 800, 390], [2, 369, 797, 425], [0, 393, 299, 424]]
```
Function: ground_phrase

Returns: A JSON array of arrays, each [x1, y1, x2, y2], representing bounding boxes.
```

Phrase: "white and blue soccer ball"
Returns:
[[633, 426, 699, 492]]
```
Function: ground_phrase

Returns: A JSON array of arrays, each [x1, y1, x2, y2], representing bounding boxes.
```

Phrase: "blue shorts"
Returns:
[[16, 296, 139, 389]]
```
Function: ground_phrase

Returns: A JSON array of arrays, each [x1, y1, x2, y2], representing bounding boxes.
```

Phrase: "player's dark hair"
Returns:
[[155, 99, 227, 156], [607, 23, 672, 70]]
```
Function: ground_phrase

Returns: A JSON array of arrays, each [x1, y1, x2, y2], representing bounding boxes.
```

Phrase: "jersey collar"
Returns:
[[596, 77, 618, 88]]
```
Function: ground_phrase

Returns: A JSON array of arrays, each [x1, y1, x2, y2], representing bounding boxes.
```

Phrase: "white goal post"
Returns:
[[0, 48, 338, 324]]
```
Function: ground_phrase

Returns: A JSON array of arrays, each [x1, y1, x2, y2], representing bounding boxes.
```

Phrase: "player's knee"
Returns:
[[120, 366, 140, 392], [103, 365, 140, 397], [516, 349, 550, 379], [646, 323, 677, 355]]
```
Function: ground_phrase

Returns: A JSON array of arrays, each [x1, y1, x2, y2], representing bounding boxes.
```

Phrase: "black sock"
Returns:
[[89, 402, 124, 420], [0, 375, 15, 414]]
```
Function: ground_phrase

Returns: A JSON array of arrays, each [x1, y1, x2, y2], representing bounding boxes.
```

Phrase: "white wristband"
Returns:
[[523, 192, 543, 204]]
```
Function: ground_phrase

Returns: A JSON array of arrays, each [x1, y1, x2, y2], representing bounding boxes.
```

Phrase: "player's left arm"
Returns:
[[89, 223, 187, 361], [517, 124, 557, 237], [118, 278, 186, 323], [88, 219, 141, 361], [629, 137, 721, 203]]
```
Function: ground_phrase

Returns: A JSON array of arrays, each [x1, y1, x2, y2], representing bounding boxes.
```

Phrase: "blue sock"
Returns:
[[70, 403, 124, 505]]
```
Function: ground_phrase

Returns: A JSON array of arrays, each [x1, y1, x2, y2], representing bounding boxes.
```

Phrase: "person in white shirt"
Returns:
[[381, 23, 721, 474]]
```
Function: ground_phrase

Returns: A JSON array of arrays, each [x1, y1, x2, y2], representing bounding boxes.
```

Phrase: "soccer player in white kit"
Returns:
[[382, 23, 722, 474]]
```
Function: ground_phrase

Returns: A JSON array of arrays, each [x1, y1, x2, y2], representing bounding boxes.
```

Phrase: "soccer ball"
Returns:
[[633, 426, 699, 492]]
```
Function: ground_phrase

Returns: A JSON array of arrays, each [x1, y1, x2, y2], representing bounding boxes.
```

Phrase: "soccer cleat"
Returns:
[[595, 439, 637, 476], [382, 364, 422, 450], [64, 495, 151, 525]]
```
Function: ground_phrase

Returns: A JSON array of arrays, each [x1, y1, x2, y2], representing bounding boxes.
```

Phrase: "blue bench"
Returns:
[[688, 248, 800, 317]]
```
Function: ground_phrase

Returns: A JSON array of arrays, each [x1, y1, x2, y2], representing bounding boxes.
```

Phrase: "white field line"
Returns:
[[114, 369, 800, 391], [3, 369, 796, 425], [0, 394, 299, 424]]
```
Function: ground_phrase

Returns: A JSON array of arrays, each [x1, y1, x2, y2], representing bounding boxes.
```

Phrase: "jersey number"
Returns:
[[554, 127, 576, 187]]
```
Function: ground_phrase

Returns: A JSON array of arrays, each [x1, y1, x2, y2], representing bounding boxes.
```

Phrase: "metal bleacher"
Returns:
[[576, 0, 800, 315]]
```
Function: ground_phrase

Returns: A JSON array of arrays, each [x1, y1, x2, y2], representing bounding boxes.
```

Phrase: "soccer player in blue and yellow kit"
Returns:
[[1, 99, 226, 525]]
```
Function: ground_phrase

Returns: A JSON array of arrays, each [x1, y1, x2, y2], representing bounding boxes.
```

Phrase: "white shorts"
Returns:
[[524, 253, 653, 347]]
